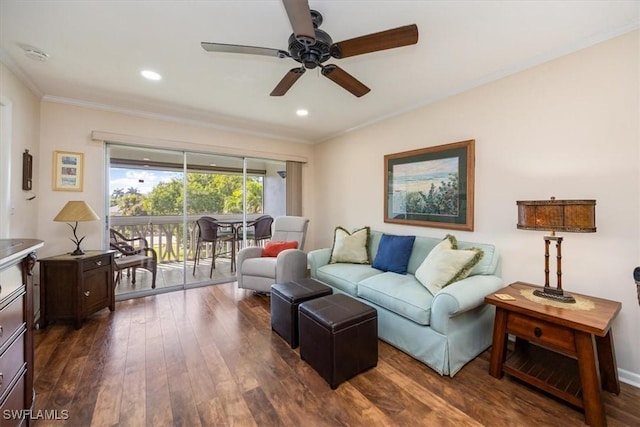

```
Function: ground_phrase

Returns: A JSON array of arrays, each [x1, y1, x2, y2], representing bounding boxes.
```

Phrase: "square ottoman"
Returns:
[[298, 293, 378, 389], [270, 278, 332, 348]]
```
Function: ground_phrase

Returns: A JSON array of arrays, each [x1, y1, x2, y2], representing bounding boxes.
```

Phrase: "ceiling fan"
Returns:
[[201, 0, 418, 97]]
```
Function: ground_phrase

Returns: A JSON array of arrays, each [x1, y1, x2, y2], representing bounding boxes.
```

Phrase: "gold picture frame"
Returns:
[[384, 139, 475, 231], [53, 150, 84, 191]]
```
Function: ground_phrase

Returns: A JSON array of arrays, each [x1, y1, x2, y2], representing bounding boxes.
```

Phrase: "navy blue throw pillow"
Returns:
[[372, 234, 416, 274]]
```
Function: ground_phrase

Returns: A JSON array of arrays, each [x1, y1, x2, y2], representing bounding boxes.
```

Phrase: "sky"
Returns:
[[392, 157, 458, 193], [109, 168, 182, 195]]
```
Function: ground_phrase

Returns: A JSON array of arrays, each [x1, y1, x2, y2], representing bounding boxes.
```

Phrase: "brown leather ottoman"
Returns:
[[299, 293, 378, 389], [270, 278, 332, 348]]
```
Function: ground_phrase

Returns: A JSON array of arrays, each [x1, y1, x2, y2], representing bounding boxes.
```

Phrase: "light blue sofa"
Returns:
[[307, 230, 502, 377]]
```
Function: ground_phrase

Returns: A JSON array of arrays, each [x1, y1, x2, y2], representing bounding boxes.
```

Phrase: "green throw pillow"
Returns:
[[415, 235, 484, 295], [329, 226, 370, 264]]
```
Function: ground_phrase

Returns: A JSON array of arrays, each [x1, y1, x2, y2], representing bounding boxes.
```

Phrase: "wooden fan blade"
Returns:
[[270, 67, 306, 96], [330, 24, 418, 59], [282, 0, 315, 45], [321, 65, 370, 98], [201, 42, 289, 58]]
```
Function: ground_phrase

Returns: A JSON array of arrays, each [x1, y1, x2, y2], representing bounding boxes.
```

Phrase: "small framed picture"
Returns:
[[53, 151, 84, 191]]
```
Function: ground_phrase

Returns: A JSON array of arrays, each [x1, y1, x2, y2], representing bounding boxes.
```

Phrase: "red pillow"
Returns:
[[261, 241, 298, 257]]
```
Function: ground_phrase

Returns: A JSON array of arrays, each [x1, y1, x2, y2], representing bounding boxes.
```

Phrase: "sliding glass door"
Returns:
[[106, 144, 285, 299], [185, 152, 246, 283]]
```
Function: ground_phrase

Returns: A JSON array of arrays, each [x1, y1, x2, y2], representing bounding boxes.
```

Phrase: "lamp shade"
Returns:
[[517, 197, 595, 233], [54, 201, 100, 222]]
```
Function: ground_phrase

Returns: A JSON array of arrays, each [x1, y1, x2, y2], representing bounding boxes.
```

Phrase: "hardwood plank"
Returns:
[[89, 351, 127, 425], [242, 386, 283, 426], [34, 327, 80, 393], [119, 296, 148, 426], [62, 314, 113, 425]]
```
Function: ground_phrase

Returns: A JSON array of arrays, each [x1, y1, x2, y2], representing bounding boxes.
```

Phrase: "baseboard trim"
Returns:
[[619, 368, 640, 389]]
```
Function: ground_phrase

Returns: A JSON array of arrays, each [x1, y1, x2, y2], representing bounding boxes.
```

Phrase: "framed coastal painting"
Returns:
[[384, 139, 475, 231], [53, 150, 84, 191]]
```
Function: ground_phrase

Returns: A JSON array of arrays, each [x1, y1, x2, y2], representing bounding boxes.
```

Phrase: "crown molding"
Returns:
[[0, 49, 43, 98], [42, 95, 312, 145]]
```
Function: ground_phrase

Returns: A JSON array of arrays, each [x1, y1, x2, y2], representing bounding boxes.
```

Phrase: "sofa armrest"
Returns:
[[276, 249, 309, 283], [307, 248, 332, 278], [430, 274, 503, 334]]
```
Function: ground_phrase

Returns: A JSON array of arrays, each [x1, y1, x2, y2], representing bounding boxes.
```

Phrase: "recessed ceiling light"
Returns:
[[141, 70, 162, 81], [296, 109, 309, 117], [142, 157, 150, 161]]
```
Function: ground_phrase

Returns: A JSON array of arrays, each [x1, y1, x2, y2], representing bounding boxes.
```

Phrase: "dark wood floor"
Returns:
[[33, 282, 640, 427]]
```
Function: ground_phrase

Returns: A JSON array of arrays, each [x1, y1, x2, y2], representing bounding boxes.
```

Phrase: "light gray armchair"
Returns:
[[236, 216, 309, 293]]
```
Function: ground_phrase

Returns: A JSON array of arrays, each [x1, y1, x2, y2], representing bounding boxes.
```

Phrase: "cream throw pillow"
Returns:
[[329, 226, 370, 264], [415, 235, 484, 295]]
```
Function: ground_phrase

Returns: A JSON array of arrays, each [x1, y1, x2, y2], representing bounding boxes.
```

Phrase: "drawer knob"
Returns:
[[0, 373, 3, 386], [84, 291, 91, 297], [96, 260, 103, 266], [0, 326, 3, 338], [534, 327, 542, 338]]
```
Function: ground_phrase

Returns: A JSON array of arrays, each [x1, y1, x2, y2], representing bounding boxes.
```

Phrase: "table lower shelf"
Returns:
[[504, 342, 583, 408]]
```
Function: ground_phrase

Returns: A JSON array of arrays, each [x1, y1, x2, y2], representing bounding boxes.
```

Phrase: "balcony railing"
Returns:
[[109, 214, 262, 263]]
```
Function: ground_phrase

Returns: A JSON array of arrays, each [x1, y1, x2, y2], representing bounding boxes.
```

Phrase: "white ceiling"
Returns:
[[1, 1, 638, 143]]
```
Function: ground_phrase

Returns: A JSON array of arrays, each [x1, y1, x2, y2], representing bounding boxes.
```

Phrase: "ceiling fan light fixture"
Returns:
[[141, 70, 162, 81]]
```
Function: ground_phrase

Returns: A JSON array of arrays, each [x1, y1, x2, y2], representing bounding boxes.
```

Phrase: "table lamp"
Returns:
[[53, 201, 100, 256], [516, 197, 596, 303]]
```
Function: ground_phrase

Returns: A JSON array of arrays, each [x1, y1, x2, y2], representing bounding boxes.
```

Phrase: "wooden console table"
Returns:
[[485, 282, 621, 427]]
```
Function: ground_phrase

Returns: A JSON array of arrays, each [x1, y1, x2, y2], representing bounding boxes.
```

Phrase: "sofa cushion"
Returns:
[[357, 272, 433, 326], [415, 241, 484, 295], [316, 264, 381, 296], [329, 226, 371, 264], [372, 234, 416, 274]]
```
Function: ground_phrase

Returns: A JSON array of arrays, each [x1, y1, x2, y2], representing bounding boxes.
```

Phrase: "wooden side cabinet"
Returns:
[[0, 238, 43, 427], [39, 250, 115, 329], [485, 282, 621, 427]]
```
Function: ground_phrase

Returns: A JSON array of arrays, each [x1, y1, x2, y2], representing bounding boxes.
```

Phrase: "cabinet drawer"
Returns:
[[0, 294, 24, 351], [0, 369, 25, 427], [0, 265, 22, 302], [506, 312, 576, 353], [83, 255, 112, 272], [0, 333, 25, 400]]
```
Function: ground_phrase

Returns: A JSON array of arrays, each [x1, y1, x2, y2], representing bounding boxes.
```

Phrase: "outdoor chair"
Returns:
[[192, 216, 235, 277], [235, 215, 274, 247], [109, 228, 158, 289]]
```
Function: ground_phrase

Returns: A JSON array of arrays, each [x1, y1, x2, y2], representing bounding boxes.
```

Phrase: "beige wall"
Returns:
[[36, 102, 315, 258], [312, 31, 640, 381], [0, 62, 40, 237]]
